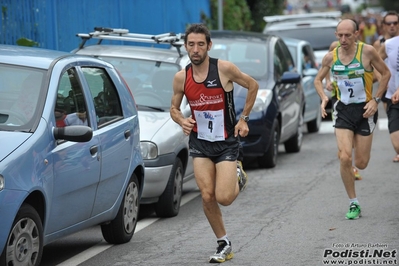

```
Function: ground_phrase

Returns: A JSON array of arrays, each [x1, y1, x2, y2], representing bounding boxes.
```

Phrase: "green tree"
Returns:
[[378, 0, 399, 11], [246, 0, 284, 32], [205, 0, 253, 31], [201, 0, 284, 32]]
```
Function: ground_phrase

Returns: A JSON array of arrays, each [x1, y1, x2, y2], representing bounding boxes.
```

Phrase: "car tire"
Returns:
[[307, 106, 321, 133], [101, 173, 140, 244], [284, 111, 304, 153], [155, 158, 183, 218], [0, 203, 43, 266], [258, 119, 280, 169]]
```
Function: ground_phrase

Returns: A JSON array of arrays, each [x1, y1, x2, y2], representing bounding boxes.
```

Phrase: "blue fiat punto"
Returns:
[[0, 45, 145, 266]]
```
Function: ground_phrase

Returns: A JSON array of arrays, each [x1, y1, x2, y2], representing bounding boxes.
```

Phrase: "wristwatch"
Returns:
[[240, 115, 249, 122], [373, 97, 381, 104]]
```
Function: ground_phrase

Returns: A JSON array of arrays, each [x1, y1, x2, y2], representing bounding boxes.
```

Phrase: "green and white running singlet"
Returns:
[[331, 42, 374, 105]]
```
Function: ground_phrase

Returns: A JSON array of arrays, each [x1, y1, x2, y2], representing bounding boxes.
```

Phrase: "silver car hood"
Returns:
[[0, 131, 30, 161], [138, 111, 171, 141]]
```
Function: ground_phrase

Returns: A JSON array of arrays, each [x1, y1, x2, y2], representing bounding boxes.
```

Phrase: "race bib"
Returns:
[[337, 77, 366, 104], [194, 109, 225, 142], [395, 72, 399, 89]]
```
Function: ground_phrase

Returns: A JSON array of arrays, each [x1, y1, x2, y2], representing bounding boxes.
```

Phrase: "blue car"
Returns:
[[209, 31, 305, 168], [0, 45, 145, 266]]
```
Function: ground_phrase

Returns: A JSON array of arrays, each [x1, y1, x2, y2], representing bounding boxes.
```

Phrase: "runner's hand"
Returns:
[[182, 116, 196, 136], [235, 119, 249, 137], [320, 97, 329, 118], [363, 100, 378, 118], [392, 89, 399, 104]]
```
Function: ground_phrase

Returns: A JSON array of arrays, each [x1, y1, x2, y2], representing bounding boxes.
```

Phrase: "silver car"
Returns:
[[283, 37, 322, 133], [73, 28, 194, 218]]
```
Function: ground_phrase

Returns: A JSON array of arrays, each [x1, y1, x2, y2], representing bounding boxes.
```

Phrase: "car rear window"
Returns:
[[209, 39, 268, 78], [99, 57, 180, 108], [267, 28, 337, 51]]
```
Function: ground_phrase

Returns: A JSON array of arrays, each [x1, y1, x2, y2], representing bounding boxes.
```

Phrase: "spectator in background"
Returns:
[[284, 0, 293, 14], [304, 2, 311, 13], [362, 18, 378, 44], [327, 0, 333, 9]]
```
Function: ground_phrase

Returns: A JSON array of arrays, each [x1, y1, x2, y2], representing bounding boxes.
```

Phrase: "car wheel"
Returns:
[[284, 111, 304, 153], [101, 173, 139, 244], [0, 203, 43, 266], [155, 158, 183, 218], [258, 119, 280, 169], [307, 106, 322, 133]]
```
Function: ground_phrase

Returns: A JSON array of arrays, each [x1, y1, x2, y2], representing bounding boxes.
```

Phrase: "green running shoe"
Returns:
[[346, 203, 361, 219]]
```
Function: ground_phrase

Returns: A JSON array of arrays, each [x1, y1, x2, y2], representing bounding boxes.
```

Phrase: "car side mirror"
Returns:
[[277, 71, 301, 84], [53, 125, 93, 142]]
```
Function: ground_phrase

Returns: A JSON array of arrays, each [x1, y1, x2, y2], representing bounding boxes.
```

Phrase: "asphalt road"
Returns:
[[40, 102, 399, 266]]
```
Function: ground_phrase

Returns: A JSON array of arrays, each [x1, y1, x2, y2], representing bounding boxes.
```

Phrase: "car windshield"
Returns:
[[0, 64, 45, 130], [267, 28, 336, 51], [209, 40, 267, 78], [99, 57, 179, 109]]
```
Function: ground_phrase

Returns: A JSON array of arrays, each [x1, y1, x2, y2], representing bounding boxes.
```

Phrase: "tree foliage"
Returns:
[[379, 0, 399, 12], [204, 0, 253, 30], [246, 0, 284, 32], [202, 0, 284, 32]]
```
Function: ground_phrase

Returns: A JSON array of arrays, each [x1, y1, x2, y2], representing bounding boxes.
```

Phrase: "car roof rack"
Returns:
[[76, 27, 185, 57], [263, 11, 342, 23]]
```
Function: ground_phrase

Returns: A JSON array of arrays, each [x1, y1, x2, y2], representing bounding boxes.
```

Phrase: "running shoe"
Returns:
[[346, 203, 361, 220], [352, 167, 362, 181], [209, 240, 234, 263], [237, 161, 248, 192], [393, 154, 399, 162]]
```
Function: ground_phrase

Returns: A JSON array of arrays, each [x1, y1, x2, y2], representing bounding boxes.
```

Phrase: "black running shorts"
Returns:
[[387, 100, 399, 134], [333, 101, 377, 136], [189, 131, 241, 164]]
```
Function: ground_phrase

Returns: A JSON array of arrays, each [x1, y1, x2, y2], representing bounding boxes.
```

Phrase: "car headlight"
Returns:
[[251, 89, 273, 113], [140, 141, 158, 159], [0, 174, 4, 191]]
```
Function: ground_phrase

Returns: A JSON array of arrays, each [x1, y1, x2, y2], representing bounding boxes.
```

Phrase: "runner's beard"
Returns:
[[190, 53, 206, 66]]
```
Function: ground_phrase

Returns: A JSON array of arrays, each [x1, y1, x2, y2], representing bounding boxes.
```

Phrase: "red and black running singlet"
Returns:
[[184, 58, 236, 142]]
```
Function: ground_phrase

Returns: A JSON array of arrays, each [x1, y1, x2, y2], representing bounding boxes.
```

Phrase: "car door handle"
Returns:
[[124, 130, 131, 139], [90, 145, 98, 156]]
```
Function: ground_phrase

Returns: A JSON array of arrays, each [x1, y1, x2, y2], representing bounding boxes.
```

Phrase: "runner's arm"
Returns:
[[314, 52, 333, 118], [170, 70, 196, 136]]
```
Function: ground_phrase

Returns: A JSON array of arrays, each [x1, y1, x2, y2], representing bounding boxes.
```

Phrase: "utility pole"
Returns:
[[218, 0, 223, 30]]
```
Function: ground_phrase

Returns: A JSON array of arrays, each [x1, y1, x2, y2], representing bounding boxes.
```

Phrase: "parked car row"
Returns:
[[208, 30, 305, 168], [263, 11, 342, 115], [0, 22, 324, 265]]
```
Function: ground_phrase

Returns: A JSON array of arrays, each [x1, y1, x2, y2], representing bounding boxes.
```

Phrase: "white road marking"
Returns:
[[378, 118, 388, 131], [317, 118, 389, 134], [56, 190, 200, 266], [319, 121, 334, 134]]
